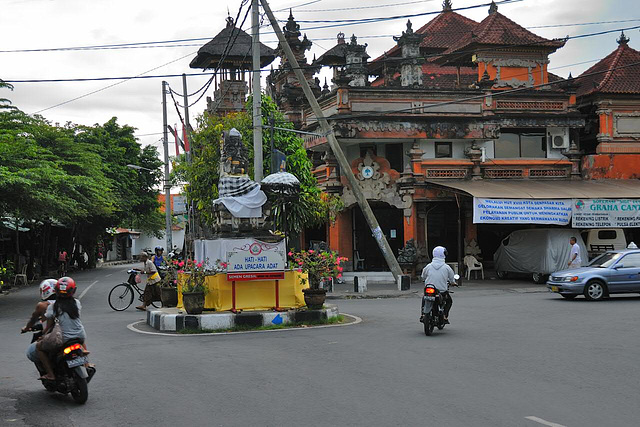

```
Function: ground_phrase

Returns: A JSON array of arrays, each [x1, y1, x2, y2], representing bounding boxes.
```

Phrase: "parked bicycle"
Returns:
[[108, 269, 160, 311]]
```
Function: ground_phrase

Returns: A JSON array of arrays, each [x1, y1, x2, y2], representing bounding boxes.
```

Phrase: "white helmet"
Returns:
[[39, 279, 57, 300]]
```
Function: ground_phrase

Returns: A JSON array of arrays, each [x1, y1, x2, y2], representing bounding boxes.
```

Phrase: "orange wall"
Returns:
[[328, 210, 353, 260], [582, 154, 640, 179], [478, 62, 546, 87]]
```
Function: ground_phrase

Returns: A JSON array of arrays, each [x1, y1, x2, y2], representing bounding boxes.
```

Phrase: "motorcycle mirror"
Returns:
[[453, 274, 460, 281]]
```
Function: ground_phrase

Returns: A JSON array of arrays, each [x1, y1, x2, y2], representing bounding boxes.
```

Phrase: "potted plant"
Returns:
[[160, 259, 179, 308], [180, 259, 208, 315], [289, 249, 345, 309]]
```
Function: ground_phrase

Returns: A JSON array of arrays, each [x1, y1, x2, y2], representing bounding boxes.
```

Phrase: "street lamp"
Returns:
[[126, 164, 154, 172]]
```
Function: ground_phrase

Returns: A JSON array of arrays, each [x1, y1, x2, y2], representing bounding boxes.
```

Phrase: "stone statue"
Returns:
[[222, 128, 249, 175], [398, 239, 418, 264]]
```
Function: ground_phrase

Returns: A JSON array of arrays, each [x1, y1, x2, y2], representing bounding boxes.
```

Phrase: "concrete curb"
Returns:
[[146, 304, 341, 332]]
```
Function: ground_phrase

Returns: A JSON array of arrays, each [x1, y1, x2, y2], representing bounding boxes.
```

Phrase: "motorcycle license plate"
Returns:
[[424, 296, 435, 301], [66, 356, 87, 368], [551, 286, 559, 292]]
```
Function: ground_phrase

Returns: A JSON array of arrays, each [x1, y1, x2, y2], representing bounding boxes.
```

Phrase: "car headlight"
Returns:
[[563, 276, 579, 282]]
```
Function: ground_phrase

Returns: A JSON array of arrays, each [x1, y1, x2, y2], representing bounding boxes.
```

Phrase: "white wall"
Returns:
[[132, 229, 185, 257]]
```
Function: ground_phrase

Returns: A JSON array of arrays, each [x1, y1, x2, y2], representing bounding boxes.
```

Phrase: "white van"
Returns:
[[581, 228, 627, 259]]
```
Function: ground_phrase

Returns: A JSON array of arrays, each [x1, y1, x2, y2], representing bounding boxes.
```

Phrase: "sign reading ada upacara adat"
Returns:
[[226, 240, 285, 281], [572, 199, 640, 228], [473, 198, 572, 225]]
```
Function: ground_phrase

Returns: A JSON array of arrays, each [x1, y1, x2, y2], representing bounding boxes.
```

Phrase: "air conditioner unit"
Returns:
[[548, 128, 569, 149]]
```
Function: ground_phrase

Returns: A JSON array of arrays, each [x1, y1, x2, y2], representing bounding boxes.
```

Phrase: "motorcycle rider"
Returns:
[[22, 279, 58, 370], [421, 246, 456, 324], [151, 246, 165, 269], [37, 277, 87, 381]]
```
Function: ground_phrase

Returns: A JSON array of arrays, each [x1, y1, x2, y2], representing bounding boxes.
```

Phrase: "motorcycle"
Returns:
[[420, 274, 459, 336], [23, 324, 95, 404]]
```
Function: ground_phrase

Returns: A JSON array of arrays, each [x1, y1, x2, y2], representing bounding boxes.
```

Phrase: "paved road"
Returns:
[[1, 265, 639, 427]]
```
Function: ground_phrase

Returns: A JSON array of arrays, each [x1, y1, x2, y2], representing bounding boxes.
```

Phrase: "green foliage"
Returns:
[[0, 79, 14, 110], [0, 104, 165, 266], [288, 249, 345, 289], [174, 95, 342, 233]]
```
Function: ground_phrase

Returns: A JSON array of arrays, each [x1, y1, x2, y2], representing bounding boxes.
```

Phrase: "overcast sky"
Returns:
[[1, 0, 638, 157]]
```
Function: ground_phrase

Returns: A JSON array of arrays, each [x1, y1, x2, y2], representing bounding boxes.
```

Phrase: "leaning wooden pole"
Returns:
[[260, 0, 403, 282]]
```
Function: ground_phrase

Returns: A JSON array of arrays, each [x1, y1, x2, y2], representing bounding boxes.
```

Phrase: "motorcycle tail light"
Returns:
[[424, 286, 436, 295], [63, 343, 83, 354]]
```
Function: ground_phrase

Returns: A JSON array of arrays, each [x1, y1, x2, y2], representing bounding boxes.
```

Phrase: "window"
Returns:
[[385, 143, 404, 171], [619, 253, 640, 268], [598, 230, 617, 240], [359, 145, 377, 158], [494, 130, 546, 158], [435, 141, 452, 158]]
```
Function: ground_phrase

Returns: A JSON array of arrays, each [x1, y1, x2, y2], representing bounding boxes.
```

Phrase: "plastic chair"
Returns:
[[14, 264, 28, 286], [464, 255, 484, 280], [354, 251, 366, 271]]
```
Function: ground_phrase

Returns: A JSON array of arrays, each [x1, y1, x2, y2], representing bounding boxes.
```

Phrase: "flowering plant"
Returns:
[[288, 250, 346, 289], [179, 259, 209, 294], [0, 261, 14, 289], [161, 259, 181, 288]]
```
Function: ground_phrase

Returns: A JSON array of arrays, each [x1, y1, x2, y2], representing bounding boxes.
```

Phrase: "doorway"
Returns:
[[353, 203, 404, 271]]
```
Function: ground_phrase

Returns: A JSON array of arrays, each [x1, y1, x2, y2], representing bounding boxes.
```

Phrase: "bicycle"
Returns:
[[108, 269, 161, 311], [57, 261, 67, 278]]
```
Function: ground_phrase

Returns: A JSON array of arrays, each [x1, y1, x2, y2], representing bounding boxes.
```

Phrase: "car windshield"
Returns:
[[588, 252, 623, 268]]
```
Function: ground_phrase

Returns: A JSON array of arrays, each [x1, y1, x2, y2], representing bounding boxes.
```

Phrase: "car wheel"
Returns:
[[496, 271, 508, 280], [584, 280, 606, 301], [532, 272, 547, 284], [561, 294, 577, 300]]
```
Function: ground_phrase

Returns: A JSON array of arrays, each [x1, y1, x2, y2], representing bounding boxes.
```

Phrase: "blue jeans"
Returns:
[[26, 342, 40, 363]]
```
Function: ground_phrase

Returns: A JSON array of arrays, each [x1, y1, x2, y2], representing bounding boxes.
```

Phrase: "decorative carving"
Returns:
[[397, 239, 418, 264], [617, 30, 630, 45], [341, 152, 413, 212], [488, 0, 498, 14]]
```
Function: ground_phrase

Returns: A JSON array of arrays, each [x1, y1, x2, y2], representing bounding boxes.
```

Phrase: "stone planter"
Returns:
[[160, 287, 178, 308], [302, 288, 327, 309], [182, 291, 205, 315]]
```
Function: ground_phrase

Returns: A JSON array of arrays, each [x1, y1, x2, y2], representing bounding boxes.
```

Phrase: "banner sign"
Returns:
[[227, 240, 285, 273], [227, 272, 285, 281], [172, 195, 187, 214], [572, 199, 640, 228], [473, 198, 572, 225]]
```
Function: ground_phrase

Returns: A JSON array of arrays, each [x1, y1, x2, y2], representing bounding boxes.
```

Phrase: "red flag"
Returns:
[[174, 123, 180, 156], [183, 125, 190, 152]]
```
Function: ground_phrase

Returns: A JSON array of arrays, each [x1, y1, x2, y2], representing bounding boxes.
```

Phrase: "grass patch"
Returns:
[[177, 315, 345, 334]]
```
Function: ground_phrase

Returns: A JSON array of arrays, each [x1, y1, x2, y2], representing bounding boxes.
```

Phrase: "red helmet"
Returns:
[[55, 277, 77, 297]]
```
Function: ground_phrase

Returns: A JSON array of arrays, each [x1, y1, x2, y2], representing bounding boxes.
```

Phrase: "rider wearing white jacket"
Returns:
[[421, 246, 455, 321]]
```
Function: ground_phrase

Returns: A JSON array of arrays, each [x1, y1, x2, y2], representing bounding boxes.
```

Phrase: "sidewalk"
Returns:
[[327, 277, 547, 299]]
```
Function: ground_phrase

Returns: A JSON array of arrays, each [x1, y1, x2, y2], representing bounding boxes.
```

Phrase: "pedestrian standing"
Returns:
[[136, 252, 161, 311], [568, 237, 582, 269]]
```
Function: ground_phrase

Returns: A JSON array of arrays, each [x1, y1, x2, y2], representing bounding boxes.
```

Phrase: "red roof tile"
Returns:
[[369, 11, 478, 72], [576, 41, 640, 97], [442, 11, 565, 58]]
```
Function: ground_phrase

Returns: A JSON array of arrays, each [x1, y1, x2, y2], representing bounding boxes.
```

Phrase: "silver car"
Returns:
[[546, 249, 640, 300]]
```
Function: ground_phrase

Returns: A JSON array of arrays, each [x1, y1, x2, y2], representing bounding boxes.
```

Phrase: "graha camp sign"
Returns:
[[572, 199, 640, 228], [226, 240, 285, 281]]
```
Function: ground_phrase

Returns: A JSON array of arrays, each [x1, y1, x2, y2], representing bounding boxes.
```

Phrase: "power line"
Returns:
[[6, 22, 638, 85], [32, 51, 196, 114]]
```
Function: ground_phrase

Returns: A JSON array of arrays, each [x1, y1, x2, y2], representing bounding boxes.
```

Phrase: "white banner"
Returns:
[[572, 199, 640, 228], [194, 238, 285, 270], [473, 198, 572, 225]]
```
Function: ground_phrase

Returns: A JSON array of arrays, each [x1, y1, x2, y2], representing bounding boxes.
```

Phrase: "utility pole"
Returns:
[[182, 73, 193, 258], [260, 0, 403, 282], [162, 81, 173, 252], [252, 0, 263, 182]]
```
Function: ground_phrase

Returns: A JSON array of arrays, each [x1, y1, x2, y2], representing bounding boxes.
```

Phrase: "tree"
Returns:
[[173, 95, 341, 235], [0, 79, 14, 110]]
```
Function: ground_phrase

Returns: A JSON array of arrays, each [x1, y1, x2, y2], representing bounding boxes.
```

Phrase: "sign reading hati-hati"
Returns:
[[226, 240, 285, 281]]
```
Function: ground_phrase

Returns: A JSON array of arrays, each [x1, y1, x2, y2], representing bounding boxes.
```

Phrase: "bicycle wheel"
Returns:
[[108, 284, 134, 311]]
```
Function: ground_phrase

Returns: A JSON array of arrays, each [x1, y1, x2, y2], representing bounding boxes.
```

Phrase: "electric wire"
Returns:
[[6, 22, 637, 85]]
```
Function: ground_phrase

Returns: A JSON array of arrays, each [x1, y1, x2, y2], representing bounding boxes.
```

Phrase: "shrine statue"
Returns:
[[214, 128, 266, 218], [398, 239, 418, 264]]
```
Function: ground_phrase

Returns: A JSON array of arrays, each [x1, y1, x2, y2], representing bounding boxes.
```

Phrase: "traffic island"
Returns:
[[146, 304, 341, 332]]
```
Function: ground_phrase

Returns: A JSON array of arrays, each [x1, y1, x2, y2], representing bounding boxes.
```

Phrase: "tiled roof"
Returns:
[[369, 11, 478, 73], [576, 40, 640, 97], [442, 11, 565, 57]]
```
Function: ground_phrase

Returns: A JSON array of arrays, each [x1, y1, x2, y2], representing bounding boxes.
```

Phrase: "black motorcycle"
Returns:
[[420, 274, 459, 336], [24, 324, 95, 404]]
